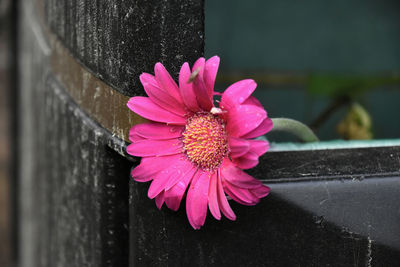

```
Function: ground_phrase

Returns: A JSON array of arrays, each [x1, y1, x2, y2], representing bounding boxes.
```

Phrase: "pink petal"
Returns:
[[140, 72, 158, 87], [220, 79, 257, 110], [155, 191, 165, 209], [242, 95, 263, 108], [232, 151, 259, 170], [164, 159, 194, 191], [148, 158, 194, 199], [251, 185, 270, 198], [179, 62, 200, 112], [191, 58, 213, 111], [229, 137, 250, 159], [130, 160, 157, 183], [140, 73, 187, 116], [216, 170, 236, 221], [164, 187, 183, 211], [126, 138, 182, 157], [223, 181, 259, 206], [192, 57, 205, 77], [130, 154, 182, 182], [133, 122, 184, 140], [129, 130, 146, 143], [226, 104, 267, 137], [154, 63, 183, 103], [204, 56, 220, 98], [220, 159, 262, 188], [208, 173, 221, 220], [193, 75, 213, 111], [223, 187, 248, 205], [241, 118, 273, 139], [164, 167, 197, 211], [148, 172, 171, 199], [186, 171, 211, 229], [247, 139, 270, 156], [127, 97, 186, 125]]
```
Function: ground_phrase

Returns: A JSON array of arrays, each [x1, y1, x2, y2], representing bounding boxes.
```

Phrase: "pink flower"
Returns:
[[127, 56, 273, 229]]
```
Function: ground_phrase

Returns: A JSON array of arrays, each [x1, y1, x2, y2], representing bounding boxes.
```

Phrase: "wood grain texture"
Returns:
[[19, 0, 205, 266], [44, 0, 205, 96], [0, 0, 19, 265], [0, 0, 11, 264], [18, 1, 133, 266], [50, 35, 146, 143], [19, 66, 131, 267]]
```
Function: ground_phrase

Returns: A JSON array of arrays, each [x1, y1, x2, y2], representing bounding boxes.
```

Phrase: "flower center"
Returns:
[[182, 113, 228, 171]]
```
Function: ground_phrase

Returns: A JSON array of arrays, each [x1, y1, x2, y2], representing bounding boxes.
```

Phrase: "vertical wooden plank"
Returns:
[[19, 0, 204, 266], [44, 0, 205, 96], [0, 0, 15, 265]]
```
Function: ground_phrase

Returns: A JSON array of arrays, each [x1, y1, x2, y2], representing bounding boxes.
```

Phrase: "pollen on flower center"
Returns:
[[182, 112, 228, 171]]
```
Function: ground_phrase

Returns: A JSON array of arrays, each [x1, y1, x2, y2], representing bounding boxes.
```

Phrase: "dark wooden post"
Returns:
[[18, 0, 203, 266]]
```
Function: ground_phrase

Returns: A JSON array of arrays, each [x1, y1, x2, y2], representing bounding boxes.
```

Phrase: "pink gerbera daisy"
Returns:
[[127, 56, 273, 229]]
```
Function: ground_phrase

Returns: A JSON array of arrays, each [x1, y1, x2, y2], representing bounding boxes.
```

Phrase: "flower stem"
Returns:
[[271, 118, 319, 142]]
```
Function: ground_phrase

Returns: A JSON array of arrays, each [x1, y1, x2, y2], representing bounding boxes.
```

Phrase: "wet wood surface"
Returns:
[[0, 0, 12, 265], [44, 0, 204, 96], [18, 0, 204, 266]]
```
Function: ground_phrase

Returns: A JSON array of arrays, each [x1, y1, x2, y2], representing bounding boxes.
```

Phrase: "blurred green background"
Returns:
[[205, 0, 400, 141]]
